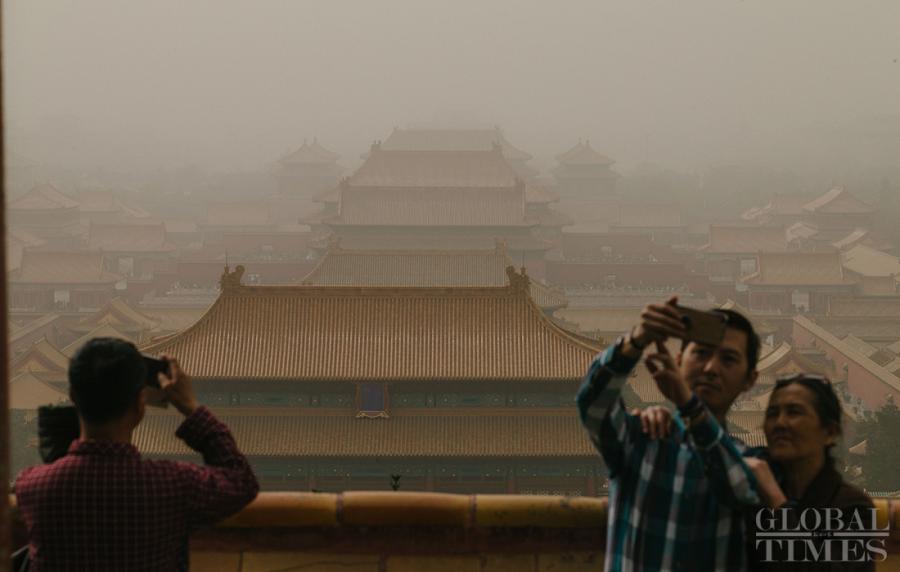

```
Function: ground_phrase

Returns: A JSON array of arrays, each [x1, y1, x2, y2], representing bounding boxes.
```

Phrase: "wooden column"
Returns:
[[1, 27, 11, 566]]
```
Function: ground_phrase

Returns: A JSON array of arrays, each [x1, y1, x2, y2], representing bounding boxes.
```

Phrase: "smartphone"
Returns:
[[674, 305, 727, 346], [142, 354, 170, 408]]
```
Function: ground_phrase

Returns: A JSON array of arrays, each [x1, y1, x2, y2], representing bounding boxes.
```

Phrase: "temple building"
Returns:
[[8, 251, 123, 314], [741, 252, 856, 314], [274, 139, 343, 197], [300, 242, 567, 314], [700, 224, 789, 283], [800, 186, 875, 234], [551, 140, 619, 200], [318, 143, 552, 278], [8, 184, 82, 245], [378, 127, 539, 181], [135, 265, 604, 495], [87, 222, 176, 282]]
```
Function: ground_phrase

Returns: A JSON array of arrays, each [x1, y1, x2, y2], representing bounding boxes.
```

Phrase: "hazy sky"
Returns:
[[4, 1, 900, 174]]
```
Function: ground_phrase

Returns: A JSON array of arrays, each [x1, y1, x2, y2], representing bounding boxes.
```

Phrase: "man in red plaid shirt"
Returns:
[[15, 338, 260, 571]]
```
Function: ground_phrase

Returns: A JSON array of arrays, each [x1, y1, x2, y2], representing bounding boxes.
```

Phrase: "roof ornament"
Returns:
[[220, 264, 245, 293], [505, 265, 530, 293]]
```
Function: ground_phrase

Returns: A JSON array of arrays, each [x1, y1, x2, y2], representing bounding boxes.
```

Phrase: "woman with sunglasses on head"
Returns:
[[746, 374, 876, 571]]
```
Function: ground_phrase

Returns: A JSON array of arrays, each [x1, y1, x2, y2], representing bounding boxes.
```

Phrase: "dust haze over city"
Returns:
[[5, 0, 900, 528]]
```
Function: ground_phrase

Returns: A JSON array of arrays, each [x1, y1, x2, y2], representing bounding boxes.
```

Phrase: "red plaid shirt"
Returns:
[[15, 406, 259, 571]]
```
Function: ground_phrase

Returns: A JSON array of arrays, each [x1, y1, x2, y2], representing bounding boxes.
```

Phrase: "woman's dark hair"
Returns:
[[772, 374, 843, 459], [68, 337, 147, 425]]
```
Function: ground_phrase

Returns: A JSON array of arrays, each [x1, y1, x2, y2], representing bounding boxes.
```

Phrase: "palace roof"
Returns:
[[142, 266, 598, 381], [803, 187, 874, 215], [841, 245, 900, 277], [827, 298, 900, 318], [553, 307, 639, 336], [302, 246, 567, 311], [10, 371, 69, 410], [63, 323, 134, 357], [70, 297, 160, 335], [206, 202, 272, 227], [703, 225, 788, 254], [331, 187, 531, 227], [136, 411, 594, 457], [815, 318, 900, 342], [10, 251, 122, 285], [742, 252, 852, 286], [88, 222, 175, 253], [742, 193, 819, 223], [7, 227, 47, 271], [716, 299, 778, 336], [614, 203, 683, 229], [555, 141, 615, 166], [279, 139, 341, 165], [74, 190, 152, 218], [381, 128, 533, 162], [11, 338, 70, 375], [349, 146, 520, 189], [754, 342, 828, 386], [9, 184, 80, 211], [312, 233, 552, 253]]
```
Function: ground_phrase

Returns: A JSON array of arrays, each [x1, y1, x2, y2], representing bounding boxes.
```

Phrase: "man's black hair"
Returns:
[[68, 337, 147, 425], [680, 308, 760, 376]]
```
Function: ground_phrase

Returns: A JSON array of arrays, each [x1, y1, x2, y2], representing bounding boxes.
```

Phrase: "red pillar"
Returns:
[[1, 41, 11, 567]]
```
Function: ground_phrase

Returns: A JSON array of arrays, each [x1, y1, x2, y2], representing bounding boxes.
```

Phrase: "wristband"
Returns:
[[628, 327, 648, 351]]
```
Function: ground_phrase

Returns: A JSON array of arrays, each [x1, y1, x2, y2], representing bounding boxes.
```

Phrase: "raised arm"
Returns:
[[577, 342, 642, 476], [159, 357, 260, 525], [175, 407, 260, 525], [578, 297, 686, 476]]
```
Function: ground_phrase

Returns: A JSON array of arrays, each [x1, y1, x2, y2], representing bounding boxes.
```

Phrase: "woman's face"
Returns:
[[764, 383, 837, 464]]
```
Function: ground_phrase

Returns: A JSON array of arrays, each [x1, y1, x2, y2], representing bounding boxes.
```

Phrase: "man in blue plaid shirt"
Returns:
[[578, 297, 767, 571]]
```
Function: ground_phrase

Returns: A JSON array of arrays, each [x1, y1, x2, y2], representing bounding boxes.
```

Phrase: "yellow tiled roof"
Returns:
[[88, 222, 175, 253], [9, 183, 80, 211], [828, 298, 900, 318], [10, 372, 69, 410], [350, 146, 519, 189], [10, 251, 122, 285], [142, 268, 598, 381], [72, 297, 160, 334], [704, 225, 788, 254], [743, 252, 852, 286], [11, 338, 70, 375], [333, 187, 532, 227], [803, 187, 874, 214], [380, 128, 533, 162], [302, 247, 567, 310], [135, 412, 596, 457]]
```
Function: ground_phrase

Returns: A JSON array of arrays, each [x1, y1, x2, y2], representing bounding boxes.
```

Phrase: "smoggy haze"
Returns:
[[3, 1, 900, 176]]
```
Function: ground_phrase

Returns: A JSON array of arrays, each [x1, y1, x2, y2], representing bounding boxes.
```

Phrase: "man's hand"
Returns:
[[744, 457, 788, 508], [644, 340, 692, 408], [631, 296, 686, 349], [158, 355, 200, 417], [631, 406, 673, 439]]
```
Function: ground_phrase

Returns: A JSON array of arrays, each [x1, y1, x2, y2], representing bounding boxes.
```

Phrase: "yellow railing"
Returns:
[[11, 493, 900, 571]]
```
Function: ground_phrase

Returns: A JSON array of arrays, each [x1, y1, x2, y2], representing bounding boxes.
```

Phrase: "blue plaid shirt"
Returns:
[[577, 343, 762, 572]]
